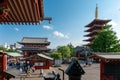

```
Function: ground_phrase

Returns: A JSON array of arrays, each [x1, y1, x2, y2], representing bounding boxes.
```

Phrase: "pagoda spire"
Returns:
[[95, 4, 98, 19]]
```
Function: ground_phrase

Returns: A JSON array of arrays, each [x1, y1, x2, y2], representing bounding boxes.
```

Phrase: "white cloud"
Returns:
[[43, 25, 52, 30], [53, 31, 69, 39], [71, 41, 83, 47], [108, 21, 120, 39], [119, 8, 120, 11], [14, 28, 19, 31], [108, 21, 118, 27]]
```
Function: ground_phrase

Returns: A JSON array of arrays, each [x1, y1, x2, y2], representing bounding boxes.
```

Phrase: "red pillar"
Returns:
[[100, 61, 104, 80], [2, 54, 7, 70], [0, 52, 7, 80], [109, 76, 113, 80]]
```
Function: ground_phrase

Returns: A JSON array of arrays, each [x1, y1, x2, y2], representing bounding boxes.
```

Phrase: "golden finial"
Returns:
[[95, 4, 98, 19]]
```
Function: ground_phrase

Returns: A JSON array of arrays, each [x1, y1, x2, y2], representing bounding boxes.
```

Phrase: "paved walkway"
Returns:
[[10, 63, 100, 80]]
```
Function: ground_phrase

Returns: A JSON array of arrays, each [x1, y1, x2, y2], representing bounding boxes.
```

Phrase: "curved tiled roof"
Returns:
[[18, 37, 50, 44], [0, 0, 51, 24], [85, 19, 111, 27]]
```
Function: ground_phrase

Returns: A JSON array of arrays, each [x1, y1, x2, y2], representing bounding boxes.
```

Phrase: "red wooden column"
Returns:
[[0, 52, 7, 80], [109, 76, 113, 80], [100, 61, 104, 80]]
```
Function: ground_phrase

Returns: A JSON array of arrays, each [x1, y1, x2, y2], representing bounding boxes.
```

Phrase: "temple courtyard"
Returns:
[[10, 63, 100, 80]]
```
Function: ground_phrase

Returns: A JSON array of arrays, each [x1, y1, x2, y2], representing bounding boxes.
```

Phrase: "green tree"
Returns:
[[0, 46, 7, 52], [57, 46, 71, 58], [7, 49, 17, 52], [91, 25, 120, 52], [67, 43, 76, 57], [50, 52, 62, 59]]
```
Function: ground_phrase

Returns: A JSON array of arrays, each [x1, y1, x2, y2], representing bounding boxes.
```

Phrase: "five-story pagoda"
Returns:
[[83, 5, 111, 46]]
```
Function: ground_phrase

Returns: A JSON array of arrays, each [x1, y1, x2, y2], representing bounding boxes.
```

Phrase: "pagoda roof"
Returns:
[[18, 37, 50, 44], [83, 43, 92, 46], [83, 37, 95, 42], [85, 19, 111, 27], [84, 31, 98, 37], [0, 0, 51, 25], [85, 25, 103, 32]]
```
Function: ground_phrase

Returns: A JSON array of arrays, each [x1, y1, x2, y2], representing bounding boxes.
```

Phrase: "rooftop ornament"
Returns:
[[41, 17, 52, 24], [0, 7, 10, 17]]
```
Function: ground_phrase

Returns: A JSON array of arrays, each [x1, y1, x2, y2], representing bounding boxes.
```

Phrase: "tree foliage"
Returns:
[[91, 25, 120, 52], [57, 46, 71, 58], [50, 52, 62, 59], [7, 49, 17, 52], [0, 45, 17, 52], [67, 43, 76, 57], [0, 46, 6, 52]]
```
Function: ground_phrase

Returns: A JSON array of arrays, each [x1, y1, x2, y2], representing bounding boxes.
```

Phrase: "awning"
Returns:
[[37, 53, 53, 61], [20, 53, 53, 61], [6, 52, 23, 57]]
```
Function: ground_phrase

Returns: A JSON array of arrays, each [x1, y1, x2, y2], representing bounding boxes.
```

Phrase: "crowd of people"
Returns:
[[7, 60, 35, 75]]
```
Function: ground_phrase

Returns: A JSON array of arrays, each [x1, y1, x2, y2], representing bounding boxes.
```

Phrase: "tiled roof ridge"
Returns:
[[22, 37, 48, 39], [93, 52, 120, 55]]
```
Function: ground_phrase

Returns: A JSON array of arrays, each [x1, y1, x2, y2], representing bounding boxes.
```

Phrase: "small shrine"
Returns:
[[65, 59, 85, 80], [21, 54, 53, 69], [92, 53, 120, 80]]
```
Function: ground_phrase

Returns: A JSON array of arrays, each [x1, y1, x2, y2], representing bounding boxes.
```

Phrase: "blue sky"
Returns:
[[0, 0, 120, 49]]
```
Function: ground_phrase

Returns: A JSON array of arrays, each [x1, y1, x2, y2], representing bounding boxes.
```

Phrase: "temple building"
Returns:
[[18, 37, 50, 57], [0, 0, 51, 25], [18, 37, 53, 69], [83, 5, 111, 46], [92, 53, 120, 80]]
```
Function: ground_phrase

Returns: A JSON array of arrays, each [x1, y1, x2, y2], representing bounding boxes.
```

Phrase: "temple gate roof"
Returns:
[[0, 0, 51, 25], [18, 37, 50, 45]]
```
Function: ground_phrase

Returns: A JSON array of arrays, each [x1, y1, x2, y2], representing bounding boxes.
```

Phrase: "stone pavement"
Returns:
[[10, 63, 100, 80]]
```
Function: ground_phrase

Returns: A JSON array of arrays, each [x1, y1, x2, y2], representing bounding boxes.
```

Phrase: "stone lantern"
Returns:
[[65, 59, 85, 80]]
